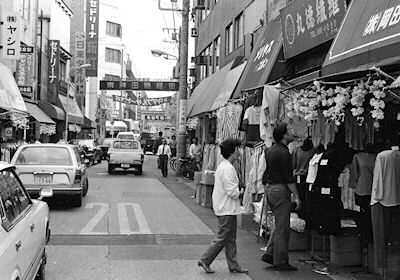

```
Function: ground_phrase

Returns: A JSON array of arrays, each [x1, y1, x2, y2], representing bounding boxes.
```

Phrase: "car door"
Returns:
[[0, 168, 38, 280]]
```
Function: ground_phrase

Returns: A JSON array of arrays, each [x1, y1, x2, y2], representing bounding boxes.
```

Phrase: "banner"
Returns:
[[113, 95, 172, 106], [100, 80, 179, 91], [1, 12, 20, 59], [48, 40, 60, 102], [86, 0, 99, 76], [16, 53, 34, 99], [74, 32, 86, 109]]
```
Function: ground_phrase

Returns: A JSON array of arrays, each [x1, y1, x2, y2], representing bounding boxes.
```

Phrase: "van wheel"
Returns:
[[83, 178, 89, 197]]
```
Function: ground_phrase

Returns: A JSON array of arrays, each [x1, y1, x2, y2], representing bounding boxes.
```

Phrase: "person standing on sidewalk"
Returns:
[[170, 135, 177, 157], [261, 123, 301, 271], [198, 139, 248, 274], [157, 138, 171, 177]]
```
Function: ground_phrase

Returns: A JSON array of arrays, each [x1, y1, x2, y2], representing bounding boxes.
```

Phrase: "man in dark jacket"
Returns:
[[153, 131, 164, 168]]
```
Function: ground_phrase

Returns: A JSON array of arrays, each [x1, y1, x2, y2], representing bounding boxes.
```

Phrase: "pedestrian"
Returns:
[[198, 138, 248, 274], [170, 135, 177, 157], [153, 131, 164, 168], [157, 138, 171, 177], [261, 123, 301, 271], [189, 137, 202, 160]]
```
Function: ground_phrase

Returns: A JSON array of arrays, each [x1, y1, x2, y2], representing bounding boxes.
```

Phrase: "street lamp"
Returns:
[[65, 63, 91, 141], [151, 49, 178, 60]]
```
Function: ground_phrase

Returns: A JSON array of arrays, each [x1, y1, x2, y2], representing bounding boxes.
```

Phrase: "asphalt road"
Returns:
[[44, 155, 252, 280]]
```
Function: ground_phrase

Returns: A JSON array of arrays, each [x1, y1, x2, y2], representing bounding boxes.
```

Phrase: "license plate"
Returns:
[[121, 163, 130, 168], [34, 174, 53, 184]]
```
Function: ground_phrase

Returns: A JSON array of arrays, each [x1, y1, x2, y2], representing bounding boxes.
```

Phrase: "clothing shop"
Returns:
[[0, 62, 29, 162], [24, 101, 57, 143]]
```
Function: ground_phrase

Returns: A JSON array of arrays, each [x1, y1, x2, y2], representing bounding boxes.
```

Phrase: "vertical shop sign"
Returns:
[[48, 40, 60, 100], [16, 52, 34, 99], [74, 32, 87, 108], [1, 12, 21, 59], [86, 0, 99, 77], [280, 0, 347, 59]]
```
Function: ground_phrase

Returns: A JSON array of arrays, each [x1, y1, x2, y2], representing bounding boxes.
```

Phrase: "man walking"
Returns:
[[261, 123, 301, 271], [153, 131, 164, 168], [198, 139, 248, 274], [157, 138, 171, 177]]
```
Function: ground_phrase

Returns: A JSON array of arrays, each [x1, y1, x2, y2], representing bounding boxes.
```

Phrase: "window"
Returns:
[[234, 13, 244, 48], [73, 148, 82, 165], [106, 21, 122, 37], [20, 0, 30, 20], [213, 36, 220, 72], [113, 141, 139, 149], [206, 44, 212, 75], [225, 23, 234, 55], [0, 169, 30, 225], [15, 147, 72, 165], [105, 48, 122, 63]]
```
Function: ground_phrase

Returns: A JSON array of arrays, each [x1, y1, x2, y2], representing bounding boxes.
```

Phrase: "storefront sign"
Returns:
[[113, 95, 171, 106], [16, 53, 34, 99], [280, 0, 347, 59], [86, 0, 99, 76], [20, 45, 34, 53], [268, 0, 287, 23], [48, 40, 60, 98], [74, 32, 87, 108], [178, 99, 187, 135], [100, 80, 179, 91], [144, 115, 167, 120], [322, 0, 400, 75], [1, 12, 20, 60]]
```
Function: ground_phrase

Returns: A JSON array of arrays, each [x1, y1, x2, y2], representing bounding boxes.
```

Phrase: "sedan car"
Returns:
[[0, 162, 52, 280], [11, 144, 89, 207], [108, 140, 144, 175]]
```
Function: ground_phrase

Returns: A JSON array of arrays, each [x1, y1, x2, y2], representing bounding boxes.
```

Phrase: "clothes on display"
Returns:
[[305, 152, 324, 184], [348, 152, 377, 196], [344, 109, 375, 151], [338, 167, 359, 212], [216, 103, 243, 142], [242, 106, 261, 142], [310, 112, 337, 149]]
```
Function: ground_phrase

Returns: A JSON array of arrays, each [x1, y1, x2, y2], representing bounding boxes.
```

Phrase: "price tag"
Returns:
[[321, 187, 331, 195], [309, 184, 313, 191], [297, 176, 301, 184], [320, 159, 328, 166]]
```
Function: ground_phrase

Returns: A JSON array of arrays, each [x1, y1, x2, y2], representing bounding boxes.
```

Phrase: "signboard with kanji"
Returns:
[[48, 40, 60, 99], [86, 0, 99, 76], [113, 95, 172, 106], [16, 53, 34, 99], [74, 32, 86, 108], [100, 80, 179, 91], [280, 0, 347, 59], [1, 12, 21, 59]]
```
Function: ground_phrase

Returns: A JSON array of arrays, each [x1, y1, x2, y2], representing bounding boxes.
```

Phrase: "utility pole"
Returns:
[[176, 0, 189, 161]]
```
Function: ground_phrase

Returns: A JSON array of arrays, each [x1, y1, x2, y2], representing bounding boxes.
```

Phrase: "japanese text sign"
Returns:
[[48, 40, 60, 97], [112, 95, 172, 106], [86, 0, 99, 76], [74, 32, 86, 108], [100, 80, 179, 91], [280, 0, 347, 59], [1, 12, 21, 59], [16, 52, 34, 99]]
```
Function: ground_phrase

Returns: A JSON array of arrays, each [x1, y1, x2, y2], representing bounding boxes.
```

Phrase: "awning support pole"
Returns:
[[369, 66, 396, 81]]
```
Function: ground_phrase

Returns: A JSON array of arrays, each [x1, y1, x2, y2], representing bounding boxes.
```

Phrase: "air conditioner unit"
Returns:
[[193, 0, 205, 9], [191, 28, 198, 38]]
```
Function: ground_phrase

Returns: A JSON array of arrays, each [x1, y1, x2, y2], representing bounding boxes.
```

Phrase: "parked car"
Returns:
[[11, 144, 89, 207], [0, 161, 52, 280], [75, 139, 102, 165], [99, 138, 114, 160], [140, 132, 156, 154], [107, 140, 144, 175]]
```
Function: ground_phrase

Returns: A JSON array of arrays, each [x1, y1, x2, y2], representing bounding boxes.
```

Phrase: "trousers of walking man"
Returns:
[[261, 123, 301, 271], [157, 138, 171, 177], [198, 139, 248, 274]]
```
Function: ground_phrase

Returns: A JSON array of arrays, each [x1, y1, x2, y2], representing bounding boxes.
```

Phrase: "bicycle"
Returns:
[[179, 157, 202, 180], [169, 156, 177, 171]]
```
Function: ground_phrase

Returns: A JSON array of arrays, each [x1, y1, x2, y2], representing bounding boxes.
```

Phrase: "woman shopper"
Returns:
[[198, 139, 248, 274]]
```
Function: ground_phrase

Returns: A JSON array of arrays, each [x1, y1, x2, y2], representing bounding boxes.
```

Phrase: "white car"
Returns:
[[107, 140, 144, 175], [116, 131, 140, 141], [0, 162, 52, 280]]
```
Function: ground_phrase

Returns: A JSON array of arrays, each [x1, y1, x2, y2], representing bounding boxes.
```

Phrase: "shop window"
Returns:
[[213, 36, 220, 72], [105, 48, 122, 64], [225, 23, 234, 55], [106, 21, 122, 37], [234, 13, 244, 48]]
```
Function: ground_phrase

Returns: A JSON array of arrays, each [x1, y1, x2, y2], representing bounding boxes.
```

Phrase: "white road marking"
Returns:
[[118, 203, 152, 234], [80, 203, 109, 235]]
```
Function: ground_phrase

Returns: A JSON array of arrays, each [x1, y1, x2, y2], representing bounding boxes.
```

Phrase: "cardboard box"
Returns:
[[201, 184, 213, 208], [201, 171, 215, 185]]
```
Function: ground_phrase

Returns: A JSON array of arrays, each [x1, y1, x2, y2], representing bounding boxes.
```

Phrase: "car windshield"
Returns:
[[113, 141, 139, 149], [118, 134, 135, 139], [102, 138, 114, 147], [15, 147, 72, 165], [77, 140, 95, 148]]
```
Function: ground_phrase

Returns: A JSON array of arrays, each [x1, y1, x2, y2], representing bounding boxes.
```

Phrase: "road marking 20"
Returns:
[[79, 203, 152, 235]]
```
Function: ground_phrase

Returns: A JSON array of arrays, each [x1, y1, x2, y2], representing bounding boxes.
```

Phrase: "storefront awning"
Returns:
[[232, 20, 283, 99], [58, 94, 84, 125], [106, 120, 127, 131], [322, 0, 400, 76], [210, 62, 247, 111], [37, 101, 65, 120], [0, 62, 27, 113], [187, 60, 235, 117], [25, 102, 55, 124], [83, 116, 96, 129]]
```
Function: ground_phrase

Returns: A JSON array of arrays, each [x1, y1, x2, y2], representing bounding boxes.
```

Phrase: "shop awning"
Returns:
[[210, 62, 247, 111], [0, 62, 27, 113], [83, 116, 96, 129], [187, 60, 235, 117], [322, 0, 400, 76], [25, 102, 55, 124], [37, 101, 65, 120], [58, 94, 84, 125], [106, 120, 127, 131], [232, 19, 283, 99]]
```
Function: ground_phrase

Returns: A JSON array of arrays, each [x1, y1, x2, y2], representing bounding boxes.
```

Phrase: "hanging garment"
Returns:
[[344, 109, 375, 151], [348, 152, 377, 196], [371, 150, 400, 207], [243, 106, 261, 142], [338, 167, 359, 211], [202, 144, 211, 171], [311, 112, 337, 149], [207, 145, 216, 171], [306, 152, 324, 184], [260, 86, 281, 147], [293, 146, 316, 177], [256, 151, 267, 194]]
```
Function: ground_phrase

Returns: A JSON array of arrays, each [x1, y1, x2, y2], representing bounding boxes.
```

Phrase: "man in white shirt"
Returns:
[[189, 137, 202, 160], [157, 138, 171, 177], [198, 139, 248, 274]]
